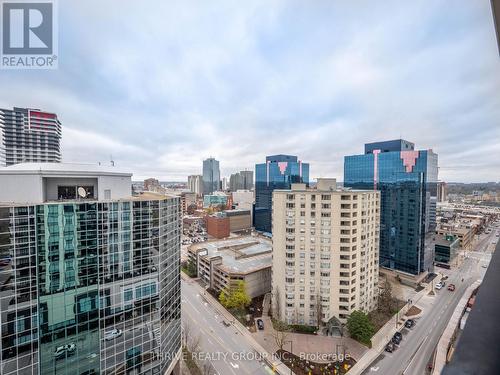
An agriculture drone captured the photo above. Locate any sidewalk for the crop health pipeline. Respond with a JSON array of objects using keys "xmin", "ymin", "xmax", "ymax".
[
  {"xmin": 181, "ymin": 273, "xmax": 295, "ymax": 375},
  {"xmin": 254, "ymin": 316, "xmax": 368, "ymax": 363}
]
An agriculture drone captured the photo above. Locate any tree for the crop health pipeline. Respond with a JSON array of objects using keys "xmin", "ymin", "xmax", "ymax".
[
  {"xmin": 272, "ymin": 320, "xmax": 290, "ymax": 350},
  {"xmin": 316, "ymin": 293, "xmax": 323, "ymax": 328},
  {"xmin": 378, "ymin": 277, "xmax": 396, "ymax": 314},
  {"xmin": 273, "ymin": 288, "xmax": 281, "ymax": 320},
  {"xmin": 218, "ymin": 280, "xmax": 251, "ymax": 309},
  {"xmin": 347, "ymin": 310, "xmax": 375, "ymax": 346}
]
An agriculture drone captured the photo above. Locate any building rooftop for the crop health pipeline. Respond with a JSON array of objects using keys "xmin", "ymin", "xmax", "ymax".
[
  {"xmin": 0, "ymin": 162, "xmax": 132, "ymax": 177},
  {"xmin": 189, "ymin": 236, "xmax": 272, "ymax": 274}
]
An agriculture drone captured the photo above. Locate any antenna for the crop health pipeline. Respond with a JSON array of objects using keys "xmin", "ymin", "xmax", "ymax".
[{"xmin": 110, "ymin": 155, "xmax": 115, "ymax": 167}]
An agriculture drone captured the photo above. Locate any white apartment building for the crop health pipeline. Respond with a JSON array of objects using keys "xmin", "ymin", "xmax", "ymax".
[
  {"xmin": 188, "ymin": 174, "xmax": 203, "ymax": 196},
  {"xmin": 272, "ymin": 179, "xmax": 380, "ymax": 327}
]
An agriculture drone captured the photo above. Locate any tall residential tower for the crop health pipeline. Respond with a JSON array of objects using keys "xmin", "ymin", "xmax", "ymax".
[
  {"xmin": 0, "ymin": 107, "xmax": 62, "ymax": 166},
  {"xmin": 0, "ymin": 163, "xmax": 181, "ymax": 375},
  {"xmin": 272, "ymin": 179, "xmax": 380, "ymax": 327}
]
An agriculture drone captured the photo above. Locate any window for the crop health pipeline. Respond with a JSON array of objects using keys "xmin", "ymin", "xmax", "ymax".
[{"xmin": 104, "ymin": 189, "xmax": 111, "ymax": 199}]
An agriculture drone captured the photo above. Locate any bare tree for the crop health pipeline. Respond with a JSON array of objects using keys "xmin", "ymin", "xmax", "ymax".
[
  {"xmin": 316, "ymin": 293, "xmax": 323, "ymax": 329},
  {"xmin": 273, "ymin": 288, "xmax": 281, "ymax": 320},
  {"xmin": 182, "ymin": 321, "xmax": 201, "ymax": 353},
  {"xmin": 272, "ymin": 320, "xmax": 290, "ymax": 351},
  {"xmin": 378, "ymin": 276, "xmax": 395, "ymax": 314}
]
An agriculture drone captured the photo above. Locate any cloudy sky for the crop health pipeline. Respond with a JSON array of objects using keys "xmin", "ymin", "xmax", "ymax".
[{"xmin": 1, "ymin": 0, "xmax": 499, "ymax": 182}]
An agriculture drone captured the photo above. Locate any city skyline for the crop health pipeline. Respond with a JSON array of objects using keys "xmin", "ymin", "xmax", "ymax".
[{"xmin": 0, "ymin": 1, "xmax": 498, "ymax": 182}]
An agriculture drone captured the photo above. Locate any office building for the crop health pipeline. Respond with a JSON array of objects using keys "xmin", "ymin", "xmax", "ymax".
[
  {"xmin": 205, "ymin": 213, "xmax": 230, "ymax": 239},
  {"xmin": 187, "ymin": 175, "xmax": 203, "ymax": 196},
  {"xmin": 0, "ymin": 163, "xmax": 181, "ymax": 375},
  {"xmin": 437, "ymin": 181, "xmax": 448, "ymax": 202},
  {"xmin": 254, "ymin": 155, "xmax": 309, "ymax": 233},
  {"xmin": 202, "ymin": 158, "xmax": 220, "ymax": 194},
  {"xmin": 272, "ymin": 179, "xmax": 380, "ymax": 326},
  {"xmin": 434, "ymin": 235, "xmax": 460, "ymax": 267},
  {"xmin": 229, "ymin": 170, "xmax": 253, "ymax": 192},
  {"xmin": 188, "ymin": 236, "xmax": 272, "ymax": 298},
  {"xmin": 344, "ymin": 139, "xmax": 438, "ymax": 275},
  {"xmin": 0, "ymin": 107, "xmax": 62, "ymax": 166},
  {"xmin": 232, "ymin": 190, "xmax": 254, "ymax": 210},
  {"xmin": 203, "ymin": 192, "xmax": 228, "ymax": 208}
]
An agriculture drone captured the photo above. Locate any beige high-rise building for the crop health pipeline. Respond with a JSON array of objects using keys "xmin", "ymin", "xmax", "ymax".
[{"xmin": 272, "ymin": 179, "xmax": 380, "ymax": 327}]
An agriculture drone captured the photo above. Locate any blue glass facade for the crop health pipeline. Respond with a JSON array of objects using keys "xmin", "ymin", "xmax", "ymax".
[
  {"xmin": 254, "ymin": 155, "xmax": 309, "ymax": 233},
  {"xmin": 344, "ymin": 140, "xmax": 438, "ymax": 275}
]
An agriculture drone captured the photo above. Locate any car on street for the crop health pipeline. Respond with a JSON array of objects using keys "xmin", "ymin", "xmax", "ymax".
[
  {"xmin": 222, "ymin": 320, "xmax": 231, "ymax": 327},
  {"xmin": 256, "ymin": 319, "xmax": 264, "ymax": 330},
  {"xmin": 435, "ymin": 282, "xmax": 443, "ymax": 290},
  {"xmin": 405, "ymin": 319, "xmax": 415, "ymax": 328},
  {"xmin": 392, "ymin": 332, "xmax": 402, "ymax": 344},
  {"xmin": 482, "ymin": 264, "xmax": 488, "ymax": 268},
  {"xmin": 448, "ymin": 284, "xmax": 456, "ymax": 291},
  {"xmin": 104, "ymin": 329, "xmax": 123, "ymax": 341},
  {"xmin": 385, "ymin": 342, "xmax": 395, "ymax": 352},
  {"xmin": 54, "ymin": 343, "xmax": 76, "ymax": 359}
]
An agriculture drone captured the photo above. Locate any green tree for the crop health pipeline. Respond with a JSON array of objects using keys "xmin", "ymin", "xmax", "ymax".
[
  {"xmin": 219, "ymin": 281, "xmax": 251, "ymax": 309},
  {"xmin": 347, "ymin": 310, "xmax": 375, "ymax": 346}
]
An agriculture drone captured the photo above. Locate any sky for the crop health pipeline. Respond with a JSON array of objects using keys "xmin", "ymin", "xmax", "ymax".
[{"xmin": 1, "ymin": 0, "xmax": 499, "ymax": 182}]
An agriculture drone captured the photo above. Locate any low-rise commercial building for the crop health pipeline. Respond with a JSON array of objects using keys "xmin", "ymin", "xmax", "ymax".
[
  {"xmin": 436, "ymin": 225, "xmax": 474, "ymax": 249},
  {"xmin": 187, "ymin": 236, "xmax": 272, "ymax": 298},
  {"xmin": 206, "ymin": 213, "xmax": 230, "ymax": 238},
  {"xmin": 203, "ymin": 192, "xmax": 228, "ymax": 208},
  {"xmin": 434, "ymin": 235, "xmax": 460, "ymax": 267},
  {"xmin": 226, "ymin": 209, "xmax": 252, "ymax": 232},
  {"xmin": 272, "ymin": 179, "xmax": 380, "ymax": 326}
]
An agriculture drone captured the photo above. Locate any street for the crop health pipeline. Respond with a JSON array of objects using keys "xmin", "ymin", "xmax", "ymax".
[
  {"xmin": 182, "ymin": 279, "xmax": 272, "ymax": 375},
  {"xmin": 363, "ymin": 230, "xmax": 496, "ymax": 375}
]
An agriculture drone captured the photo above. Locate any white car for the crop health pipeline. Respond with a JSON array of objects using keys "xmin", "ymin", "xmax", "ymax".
[
  {"xmin": 54, "ymin": 343, "xmax": 76, "ymax": 359},
  {"xmin": 435, "ymin": 282, "xmax": 443, "ymax": 290},
  {"xmin": 104, "ymin": 329, "xmax": 123, "ymax": 341}
]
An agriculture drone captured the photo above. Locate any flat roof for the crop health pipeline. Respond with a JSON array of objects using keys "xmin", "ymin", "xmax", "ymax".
[
  {"xmin": 189, "ymin": 236, "xmax": 272, "ymax": 274},
  {"xmin": 0, "ymin": 162, "xmax": 132, "ymax": 177}
]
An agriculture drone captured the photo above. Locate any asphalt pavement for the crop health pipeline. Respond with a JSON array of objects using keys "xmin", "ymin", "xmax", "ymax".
[
  {"xmin": 182, "ymin": 279, "xmax": 272, "ymax": 375},
  {"xmin": 363, "ymin": 230, "xmax": 496, "ymax": 375}
]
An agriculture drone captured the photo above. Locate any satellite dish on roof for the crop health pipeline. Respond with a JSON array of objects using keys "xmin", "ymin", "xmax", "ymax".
[{"xmin": 77, "ymin": 187, "xmax": 87, "ymax": 198}]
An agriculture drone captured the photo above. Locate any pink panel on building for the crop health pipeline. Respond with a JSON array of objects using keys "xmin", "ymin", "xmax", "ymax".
[
  {"xmin": 400, "ymin": 151, "xmax": 419, "ymax": 172},
  {"xmin": 373, "ymin": 149, "xmax": 380, "ymax": 190},
  {"xmin": 278, "ymin": 162, "xmax": 288, "ymax": 175}
]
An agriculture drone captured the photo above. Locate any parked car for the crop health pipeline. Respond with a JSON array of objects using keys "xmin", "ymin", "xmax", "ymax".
[
  {"xmin": 256, "ymin": 319, "xmax": 264, "ymax": 330},
  {"xmin": 385, "ymin": 342, "xmax": 395, "ymax": 352},
  {"xmin": 392, "ymin": 332, "xmax": 402, "ymax": 345},
  {"xmin": 448, "ymin": 284, "xmax": 456, "ymax": 291},
  {"xmin": 222, "ymin": 320, "xmax": 231, "ymax": 327},
  {"xmin": 405, "ymin": 319, "xmax": 415, "ymax": 328},
  {"xmin": 435, "ymin": 282, "xmax": 443, "ymax": 290},
  {"xmin": 104, "ymin": 329, "xmax": 123, "ymax": 341},
  {"xmin": 442, "ymin": 275, "xmax": 449, "ymax": 280}
]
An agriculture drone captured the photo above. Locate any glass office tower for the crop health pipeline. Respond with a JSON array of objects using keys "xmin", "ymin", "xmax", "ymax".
[
  {"xmin": 344, "ymin": 140, "xmax": 438, "ymax": 275},
  {"xmin": 202, "ymin": 158, "xmax": 220, "ymax": 195},
  {"xmin": 0, "ymin": 164, "xmax": 181, "ymax": 375},
  {"xmin": 254, "ymin": 155, "xmax": 309, "ymax": 233}
]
